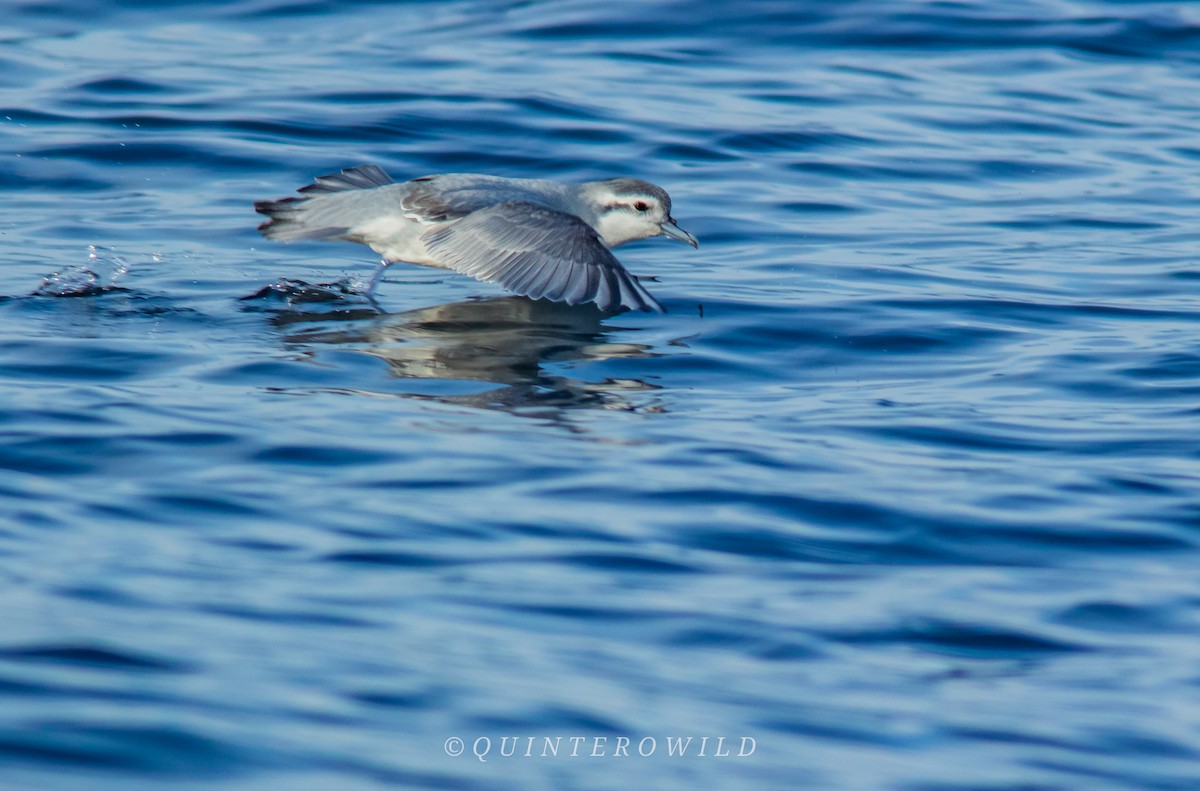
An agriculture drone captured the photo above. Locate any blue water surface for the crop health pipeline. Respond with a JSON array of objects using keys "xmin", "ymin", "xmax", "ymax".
[{"xmin": 3, "ymin": 1, "xmax": 1200, "ymax": 788}]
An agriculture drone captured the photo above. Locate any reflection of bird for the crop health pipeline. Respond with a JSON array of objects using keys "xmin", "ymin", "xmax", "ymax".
[
  {"xmin": 279, "ymin": 296, "xmax": 645, "ymax": 382},
  {"xmin": 254, "ymin": 166, "xmax": 698, "ymax": 313},
  {"xmin": 265, "ymin": 295, "xmax": 657, "ymax": 420}
]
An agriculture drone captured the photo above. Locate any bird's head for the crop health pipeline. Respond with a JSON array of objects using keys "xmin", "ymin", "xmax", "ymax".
[{"xmin": 584, "ymin": 178, "xmax": 699, "ymax": 250}]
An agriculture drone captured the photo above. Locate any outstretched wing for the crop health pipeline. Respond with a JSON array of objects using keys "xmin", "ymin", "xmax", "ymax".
[{"xmin": 422, "ymin": 201, "xmax": 664, "ymax": 313}]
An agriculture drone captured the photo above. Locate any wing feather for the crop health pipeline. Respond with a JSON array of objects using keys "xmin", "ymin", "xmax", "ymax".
[
  {"xmin": 502, "ymin": 254, "xmax": 541, "ymax": 293},
  {"xmin": 422, "ymin": 201, "xmax": 663, "ymax": 313}
]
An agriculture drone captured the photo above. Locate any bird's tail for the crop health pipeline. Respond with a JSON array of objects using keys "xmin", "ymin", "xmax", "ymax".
[{"xmin": 254, "ymin": 164, "xmax": 395, "ymax": 243}]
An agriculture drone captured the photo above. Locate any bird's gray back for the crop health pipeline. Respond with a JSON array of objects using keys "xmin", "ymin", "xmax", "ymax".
[{"xmin": 399, "ymin": 174, "xmax": 579, "ymax": 224}]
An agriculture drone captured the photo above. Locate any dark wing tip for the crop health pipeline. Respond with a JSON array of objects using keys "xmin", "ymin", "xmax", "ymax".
[
  {"xmin": 297, "ymin": 164, "xmax": 395, "ymax": 195},
  {"xmin": 254, "ymin": 197, "xmax": 297, "ymax": 238},
  {"xmin": 610, "ymin": 269, "xmax": 664, "ymax": 313}
]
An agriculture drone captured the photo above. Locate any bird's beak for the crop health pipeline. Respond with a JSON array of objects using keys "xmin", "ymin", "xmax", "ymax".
[{"xmin": 660, "ymin": 216, "xmax": 698, "ymax": 248}]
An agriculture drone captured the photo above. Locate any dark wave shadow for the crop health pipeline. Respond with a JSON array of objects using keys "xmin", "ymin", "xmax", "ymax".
[{"xmin": 247, "ymin": 286, "xmax": 662, "ymax": 418}]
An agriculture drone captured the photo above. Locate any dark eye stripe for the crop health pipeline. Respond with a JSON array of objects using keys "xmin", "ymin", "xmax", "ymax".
[{"xmin": 603, "ymin": 201, "xmax": 654, "ymax": 213}]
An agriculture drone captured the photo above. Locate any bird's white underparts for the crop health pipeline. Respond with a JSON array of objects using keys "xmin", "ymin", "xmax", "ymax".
[{"xmin": 254, "ymin": 165, "xmax": 698, "ymax": 313}]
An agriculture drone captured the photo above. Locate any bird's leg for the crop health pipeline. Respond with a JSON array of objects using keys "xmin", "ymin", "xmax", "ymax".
[{"xmin": 364, "ymin": 258, "xmax": 392, "ymax": 295}]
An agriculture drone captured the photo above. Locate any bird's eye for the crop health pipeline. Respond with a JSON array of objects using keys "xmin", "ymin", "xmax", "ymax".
[{"xmin": 634, "ymin": 201, "xmax": 650, "ymax": 212}]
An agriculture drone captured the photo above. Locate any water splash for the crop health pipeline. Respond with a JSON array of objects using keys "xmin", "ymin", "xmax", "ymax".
[
  {"xmin": 239, "ymin": 276, "xmax": 371, "ymax": 305},
  {"xmin": 32, "ymin": 245, "xmax": 138, "ymax": 297}
]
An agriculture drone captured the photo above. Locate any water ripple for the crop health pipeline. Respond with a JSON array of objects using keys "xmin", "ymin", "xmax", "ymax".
[{"xmin": 3, "ymin": 1, "xmax": 1200, "ymax": 789}]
